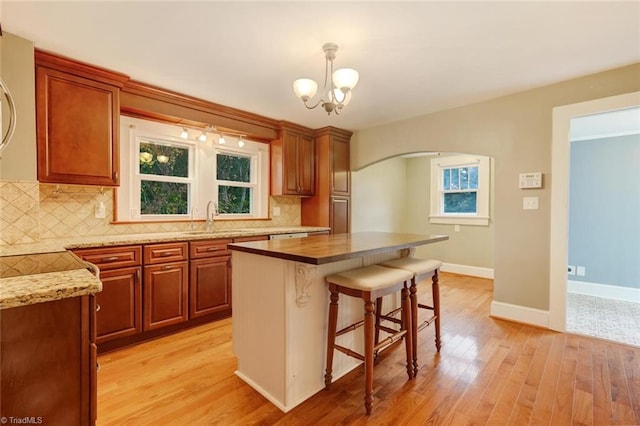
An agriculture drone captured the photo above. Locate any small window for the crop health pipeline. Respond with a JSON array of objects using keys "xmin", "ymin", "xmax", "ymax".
[
  {"xmin": 139, "ymin": 140, "xmax": 191, "ymax": 215},
  {"xmin": 442, "ymin": 166, "xmax": 478, "ymax": 214},
  {"xmin": 216, "ymin": 152, "xmax": 252, "ymax": 215},
  {"xmin": 430, "ymin": 155, "xmax": 490, "ymax": 226}
]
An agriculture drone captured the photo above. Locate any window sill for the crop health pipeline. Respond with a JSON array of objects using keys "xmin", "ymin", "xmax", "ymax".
[{"xmin": 429, "ymin": 216, "xmax": 490, "ymax": 226}]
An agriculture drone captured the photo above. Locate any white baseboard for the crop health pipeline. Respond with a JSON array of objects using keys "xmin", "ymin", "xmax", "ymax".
[
  {"xmin": 441, "ymin": 262, "xmax": 494, "ymax": 279},
  {"xmin": 568, "ymin": 280, "xmax": 640, "ymax": 303},
  {"xmin": 490, "ymin": 301, "xmax": 549, "ymax": 328}
]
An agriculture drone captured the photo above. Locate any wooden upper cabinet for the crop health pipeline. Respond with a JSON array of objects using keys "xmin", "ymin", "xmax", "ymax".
[
  {"xmin": 272, "ymin": 123, "xmax": 315, "ymax": 196},
  {"xmin": 301, "ymin": 127, "xmax": 352, "ymax": 233},
  {"xmin": 330, "ymin": 133, "xmax": 350, "ymax": 196},
  {"xmin": 35, "ymin": 50, "xmax": 129, "ymax": 186}
]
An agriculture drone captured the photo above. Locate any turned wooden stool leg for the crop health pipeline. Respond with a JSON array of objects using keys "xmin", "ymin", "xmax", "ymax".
[
  {"xmin": 324, "ymin": 286, "xmax": 339, "ymax": 388},
  {"xmin": 401, "ymin": 283, "xmax": 413, "ymax": 380},
  {"xmin": 409, "ymin": 276, "xmax": 419, "ymax": 376},
  {"xmin": 363, "ymin": 297, "xmax": 375, "ymax": 415},
  {"xmin": 374, "ymin": 296, "xmax": 383, "ymax": 346},
  {"xmin": 432, "ymin": 271, "xmax": 441, "ymax": 352}
]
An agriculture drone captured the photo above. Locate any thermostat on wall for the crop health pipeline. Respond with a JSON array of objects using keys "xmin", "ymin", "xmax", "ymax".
[{"xmin": 519, "ymin": 172, "xmax": 542, "ymax": 189}]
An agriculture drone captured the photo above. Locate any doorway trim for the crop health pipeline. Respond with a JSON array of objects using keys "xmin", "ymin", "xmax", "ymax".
[{"xmin": 549, "ymin": 91, "xmax": 640, "ymax": 332}]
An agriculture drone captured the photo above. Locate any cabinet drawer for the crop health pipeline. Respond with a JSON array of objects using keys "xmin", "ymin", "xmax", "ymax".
[
  {"xmin": 74, "ymin": 246, "xmax": 142, "ymax": 270},
  {"xmin": 144, "ymin": 242, "xmax": 188, "ymax": 265},
  {"xmin": 190, "ymin": 239, "xmax": 231, "ymax": 259}
]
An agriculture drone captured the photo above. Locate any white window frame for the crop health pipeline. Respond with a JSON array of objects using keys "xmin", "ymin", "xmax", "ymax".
[
  {"xmin": 118, "ymin": 116, "xmax": 269, "ymax": 222},
  {"xmin": 213, "ymin": 141, "xmax": 268, "ymax": 219},
  {"xmin": 429, "ymin": 154, "xmax": 490, "ymax": 226}
]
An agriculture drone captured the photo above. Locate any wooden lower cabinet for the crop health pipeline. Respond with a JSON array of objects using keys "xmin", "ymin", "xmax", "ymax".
[
  {"xmin": 0, "ymin": 295, "xmax": 97, "ymax": 425},
  {"xmin": 330, "ymin": 196, "xmax": 350, "ymax": 234},
  {"xmin": 95, "ymin": 266, "xmax": 142, "ymax": 343},
  {"xmin": 190, "ymin": 256, "xmax": 231, "ymax": 318},
  {"xmin": 143, "ymin": 261, "xmax": 188, "ymax": 331}
]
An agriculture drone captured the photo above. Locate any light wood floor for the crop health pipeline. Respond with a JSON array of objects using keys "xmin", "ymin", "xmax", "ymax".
[{"xmin": 97, "ymin": 273, "xmax": 640, "ymax": 425}]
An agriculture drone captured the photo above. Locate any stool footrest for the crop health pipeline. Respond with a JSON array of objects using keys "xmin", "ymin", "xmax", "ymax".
[
  {"xmin": 418, "ymin": 303, "xmax": 434, "ymax": 311},
  {"xmin": 334, "ymin": 344, "xmax": 365, "ymax": 361},
  {"xmin": 377, "ymin": 324, "xmax": 400, "ymax": 336},
  {"xmin": 336, "ymin": 320, "xmax": 364, "ymax": 337},
  {"xmin": 374, "ymin": 330, "xmax": 407, "ymax": 352},
  {"xmin": 417, "ymin": 315, "xmax": 437, "ymax": 332}
]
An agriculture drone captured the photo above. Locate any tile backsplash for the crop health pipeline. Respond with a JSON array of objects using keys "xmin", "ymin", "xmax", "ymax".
[{"xmin": 1, "ymin": 180, "xmax": 300, "ymax": 245}]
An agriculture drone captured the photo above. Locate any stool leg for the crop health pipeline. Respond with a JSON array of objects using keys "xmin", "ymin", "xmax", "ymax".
[
  {"xmin": 432, "ymin": 271, "xmax": 441, "ymax": 352},
  {"xmin": 401, "ymin": 282, "xmax": 413, "ymax": 380},
  {"xmin": 364, "ymin": 297, "xmax": 375, "ymax": 415},
  {"xmin": 409, "ymin": 276, "xmax": 418, "ymax": 376},
  {"xmin": 374, "ymin": 297, "xmax": 383, "ymax": 346},
  {"xmin": 324, "ymin": 286, "xmax": 339, "ymax": 389}
]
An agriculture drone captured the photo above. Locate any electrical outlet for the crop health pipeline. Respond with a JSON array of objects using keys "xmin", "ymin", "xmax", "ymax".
[
  {"xmin": 567, "ymin": 265, "xmax": 576, "ymax": 275},
  {"xmin": 577, "ymin": 266, "xmax": 586, "ymax": 276}
]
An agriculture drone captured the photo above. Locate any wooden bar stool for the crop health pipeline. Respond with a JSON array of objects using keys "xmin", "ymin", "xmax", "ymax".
[
  {"xmin": 379, "ymin": 257, "xmax": 442, "ymax": 376},
  {"xmin": 324, "ymin": 265, "xmax": 414, "ymax": 415}
]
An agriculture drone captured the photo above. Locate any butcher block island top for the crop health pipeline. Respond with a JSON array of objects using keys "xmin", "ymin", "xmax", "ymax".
[{"xmin": 227, "ymin": 232, "xmax": 449, "ymax": 265}]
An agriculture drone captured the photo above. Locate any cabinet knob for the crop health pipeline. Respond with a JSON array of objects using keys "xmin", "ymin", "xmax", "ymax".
[{"xmin": 96, "ymin": 304, "xmax": 101, "ymax": 312}]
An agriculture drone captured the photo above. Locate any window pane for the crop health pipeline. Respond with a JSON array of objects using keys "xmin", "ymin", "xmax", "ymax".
[
  {"xmin": 460, "ymin": 167, "xmax": 469, "ymax": 189},
  {"xmin": 451, "ymin": 168, "xmax": 459, "ymax": 189},
  {"xmin": 469, "ymin": 166, "xmax": 479, "ymax": 189},
  {"xmin": 443, "ymin": 169, "xmax": 450, "ymax": 190},
  {"xmin": 139, "ymin": 141, "xmax": 189, "ymax": 177},
  {"xmin": 217, "ymin": 154, "xmax": 251, "ymax": 183},
  {"xmin": 141, "ymin": 181, "xmax": 188, "ymax": 214},
  {"xmin": 444, "ymin": 192, "xmax": 477, "ymax": 214},
  {"xmin": 218, "ymin": 186, "xmax": 251, "ymax": 214}
]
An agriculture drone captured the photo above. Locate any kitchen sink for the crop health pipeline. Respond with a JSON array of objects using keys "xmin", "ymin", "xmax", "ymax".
[{"xmin": 182, "ymin": 229, "xmax": 255, "ymax": 235}]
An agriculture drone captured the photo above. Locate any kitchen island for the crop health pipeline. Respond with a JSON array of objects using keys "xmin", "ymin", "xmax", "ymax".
[{"xmin": 228, "ymin": 232, "xmax": 448, "ymax": 412}]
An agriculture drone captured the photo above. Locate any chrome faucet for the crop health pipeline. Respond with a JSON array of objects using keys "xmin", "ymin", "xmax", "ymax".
[{"xmin": 206, "ymin": 201, "xmax": 218, "ymax": 231}]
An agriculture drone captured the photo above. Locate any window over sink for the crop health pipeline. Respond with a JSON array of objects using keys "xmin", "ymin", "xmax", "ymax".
[{"xmin": 117, "ymin": 116, "xmax": 269, "ymax": 222}]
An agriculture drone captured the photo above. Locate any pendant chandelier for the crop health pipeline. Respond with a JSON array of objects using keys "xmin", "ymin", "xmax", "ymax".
[{"xmin": 292, "ymin": 43, "xmax": 359, "ymax": 115}]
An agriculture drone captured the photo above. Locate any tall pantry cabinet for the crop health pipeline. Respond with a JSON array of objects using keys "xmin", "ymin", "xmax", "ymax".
[{"xmin": 301, "ymin": 127, "xmax": 352, "ymax": 234}]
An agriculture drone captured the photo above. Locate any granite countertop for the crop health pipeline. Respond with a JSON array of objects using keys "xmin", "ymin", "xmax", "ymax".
[
  {"xmin": 0, "ymin": 226, "xmax": 329, "ymax": 310},
  {"xmin": 228, "ymin": 232, "xmax": 449, "ymax": 265}
]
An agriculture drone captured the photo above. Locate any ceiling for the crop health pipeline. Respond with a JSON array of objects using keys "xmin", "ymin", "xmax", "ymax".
[{"xmin": 2, "ymin": 1, "xmax": 639, "ymax": 132}]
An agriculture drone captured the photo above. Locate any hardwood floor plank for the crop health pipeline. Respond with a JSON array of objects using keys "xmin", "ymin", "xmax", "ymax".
[
  {"xmin": 621, "ymin": 347, "xmax": 640, "ymax": 423},
  {"xmin": 96, "ymin": 273, "xmax": 640, "ymax": 425}
]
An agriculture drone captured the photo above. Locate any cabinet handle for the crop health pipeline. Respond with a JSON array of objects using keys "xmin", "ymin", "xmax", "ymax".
[
  {"xmin": 101, "ymin": 256, "xmax": 119, "ymax": 262},
  {"xmin": 161, "ymin": 265, "xmax": 177, "ymax": 271},
  {"xmin": 96, "ymin": 362, "xmax": 101, "ymax": 373},
  {"xmin": 136, "ymin": 269, "xmax": 141, "ymax": 282},
  {"xmin": 206, "ymin": 247, "xmax": 222, "ymax": 251},
  {"xmin": 332, "ymin": 199, "xmax": 348, "ymax": 203},
  {"xmin": 113, "ymin": 171, "xmax": 119, "ymax": 181},
  {"xmin": 159, "ymin": 251, "xmax": 177, "ymax": 257},
  {"xmin": 96, "ymin": 304, "xmax": 101, "ymax": 312}
]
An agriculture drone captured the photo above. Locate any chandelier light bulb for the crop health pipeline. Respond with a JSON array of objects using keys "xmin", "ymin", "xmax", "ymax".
[
  {"xmin": 198, "ymin": 131, "xmax": 207, "ymax": 142},
  {"xmin": 332, "ymin": 68, "xmax": 359, "ymax": 91},
  {"xmin": 238, "ymin": 137, "xmax": 245, "ymax": 148},
  {"xmin": 218, "ymin": 134, "xmax": 226, "ymax": 145},
  {"xmin": 293, "ymin": 78, "xmax": 318, "ymax": 101},
  {"xmin": 180, "ymin": 128, "xmax": 189, "ymax": 139}
]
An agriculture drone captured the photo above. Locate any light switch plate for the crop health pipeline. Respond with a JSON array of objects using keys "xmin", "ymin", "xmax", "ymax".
[{"xmin": 523, "ymin": 197, "xmax": 539, "ymax": 210}]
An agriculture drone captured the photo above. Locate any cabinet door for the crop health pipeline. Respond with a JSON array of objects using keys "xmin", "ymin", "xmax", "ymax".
[
  {"xmin": 95, "ymin": 266, "xmax": 142, "ymax": 343},
  {"xmin": 330, "ymin": 196, "xmax": 350, "ymax": 234},
  {"xmin": 36, "ymin": 66, "xmax": 120, "ymax": 186},
  {"xmin": 331, "ymin": 136, "xmax": 350, "ymax": 195},
  {"xmin": 0, "ymin": 296, "xmax": 94, "ymax": 425},
  {"xmin": 189, "ymin": 256, "xmax": 231, "ymax": 319},
  {"xmin": 283, "ymin": 131, "xmax": 301, "ymax": 194},
  {"xmin": 298, "ymin": 134, "xmax": 316, "ymax": 196},
  {"xmin": 143, "ymin": 261, "xmax": 188, "ymax": 330}
]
